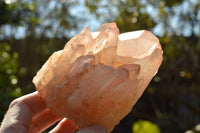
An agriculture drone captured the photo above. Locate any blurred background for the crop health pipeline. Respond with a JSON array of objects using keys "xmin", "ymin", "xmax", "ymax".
[{"xmin": 0, "ymin": 0, "xmax": 200, "ymax": 132}]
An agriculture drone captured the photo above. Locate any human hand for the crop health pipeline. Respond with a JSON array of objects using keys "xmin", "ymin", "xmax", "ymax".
[{"xmin": 0, "ymin": 92, "xmax": 109, "ymax": 133}]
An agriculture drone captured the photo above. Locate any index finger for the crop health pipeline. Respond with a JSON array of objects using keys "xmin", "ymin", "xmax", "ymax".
[
  {"xmin": 0, "ymin": 91, "xmax": 50, "ymax": 133},
  {"xmin": 17, "ymin": 91, "xmax": 47, "ymax": 115}
]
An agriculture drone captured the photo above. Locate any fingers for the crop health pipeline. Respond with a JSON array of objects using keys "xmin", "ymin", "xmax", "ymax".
[
  {"xmin": 29, "ymin": 109, "xmax": 62, "ymax": 133},
  {"xmin": 0, "ymin": 91, "xmax": 48, "ymax": 133},
  {"xmin": 0, "ymin": 91, "xmax": 109, "ymax": 133},
  {"xmin": 0, "ymin": 98, "xmax": 33, "ymax": 133},
  {"xmin": 18, "ymin": 91, "xmax": 47, "ymax": 115},
  {"xmin": 50, "ymin": 118, "xmax": 77, "ymax": 133},
  {"xmin": 77, "ymin": 125, "xmax": 109, "ymax": 133}
]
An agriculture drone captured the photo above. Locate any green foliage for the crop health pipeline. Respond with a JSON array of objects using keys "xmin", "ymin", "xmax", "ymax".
[
  {"xmin": 132, "ymin": 120, "xmax": 161, "ymax": 133},
  {"xmin": 0, "ymin": 43, "xmax": 21, "ymax": 120},
  {"xmin": 0, "ymin": 1, "xmax": 32, "ymax": 26}
]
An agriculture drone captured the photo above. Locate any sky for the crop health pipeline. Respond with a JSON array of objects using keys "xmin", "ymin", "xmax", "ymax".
[{"xmin": 1, "ymin": 0, "xmax": 200, "ymax": 40}]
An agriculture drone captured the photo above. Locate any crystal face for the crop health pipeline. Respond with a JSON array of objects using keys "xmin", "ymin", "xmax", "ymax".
[{"xmin": 33, "ymin": 23, "xmax": 163, "ymax": 131}]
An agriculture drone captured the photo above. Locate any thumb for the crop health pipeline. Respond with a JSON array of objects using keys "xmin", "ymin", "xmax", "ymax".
[{"xmin": 77, "ymin": 125, "xmax": 109, "ymax": 133}]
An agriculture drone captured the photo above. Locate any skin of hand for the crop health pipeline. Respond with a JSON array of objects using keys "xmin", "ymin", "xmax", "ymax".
[{"xmin": 0, "ymin": 92, "xmax": 109, "ymax": 133}]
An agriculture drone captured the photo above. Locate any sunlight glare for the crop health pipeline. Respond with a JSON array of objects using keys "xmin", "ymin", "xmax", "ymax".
[{"xmin": 5, "ymin": 0, "xmax": 11, "ymax": 4}]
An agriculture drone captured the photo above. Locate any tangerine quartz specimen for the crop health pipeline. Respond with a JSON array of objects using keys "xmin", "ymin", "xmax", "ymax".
[{"xmin": 33, "ymin": 23, "xmax": 163, "ymax": 131}]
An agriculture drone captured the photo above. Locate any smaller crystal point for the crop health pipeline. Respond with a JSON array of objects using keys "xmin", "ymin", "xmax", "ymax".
[
  {"xmin": 33, "ymin": 23, "xmax": 163, "ymax": 131},
  {"xmin": 117, "ymin": 30, "xmax": 159, "ymax": 59}
]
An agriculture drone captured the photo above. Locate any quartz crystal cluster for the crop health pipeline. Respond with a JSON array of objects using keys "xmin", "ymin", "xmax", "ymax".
[{"xmin": 33, "ymin": 23, "xmax": 163, "ymax": 131}]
